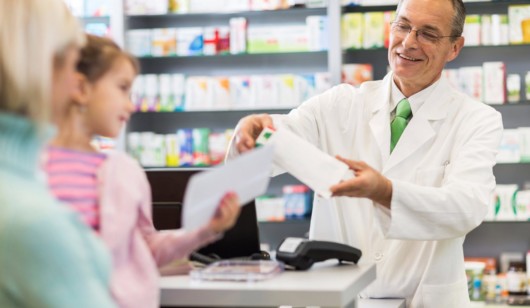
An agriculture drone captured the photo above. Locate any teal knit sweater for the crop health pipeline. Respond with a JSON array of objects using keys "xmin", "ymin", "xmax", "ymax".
[{"xmin": 0, "ymin": 113, "xmax": 115, "ymax": 308}]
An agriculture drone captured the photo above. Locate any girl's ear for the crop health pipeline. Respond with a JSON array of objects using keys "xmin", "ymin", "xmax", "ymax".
[{"xmin": 71, "ymin": 72, "xmax": 91, "ymax": 107}]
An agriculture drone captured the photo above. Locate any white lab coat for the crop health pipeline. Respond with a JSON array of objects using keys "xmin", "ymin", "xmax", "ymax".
[
  {"xmin": 228, "ymin": 73, "xmax": 503, "ymax": 307},
  {"xmin": 229, "ymin": 73, "xmax": 502, "ymax": 308}
]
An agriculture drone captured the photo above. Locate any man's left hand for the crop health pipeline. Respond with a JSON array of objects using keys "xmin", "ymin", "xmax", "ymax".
[{"xmin": 330, "ymin": 156, "xmax": 393, "ymax": 208}]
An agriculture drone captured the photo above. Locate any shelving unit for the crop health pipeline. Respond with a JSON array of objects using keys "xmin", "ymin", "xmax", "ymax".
[{"xmin": 126, "ymin": 1, "xmax": 530, "ymax": 258}]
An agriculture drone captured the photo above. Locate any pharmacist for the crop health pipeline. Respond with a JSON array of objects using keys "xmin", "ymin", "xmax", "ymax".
[{"xmin": 227, "ymin": 0, "xmax": 503, "ymax": 307}]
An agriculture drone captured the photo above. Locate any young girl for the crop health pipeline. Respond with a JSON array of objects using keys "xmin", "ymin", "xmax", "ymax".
[{"xmin": 45, "ymin": 34, "xmax": 241, "ymax": 308}]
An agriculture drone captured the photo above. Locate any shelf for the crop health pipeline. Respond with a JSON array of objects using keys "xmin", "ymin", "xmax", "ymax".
[
  {"xmin": 342, "ymin": 0, "xmax": 530, "ymax": 14},
  {"xmin": 126, "ymin": 7, "xmax": 326, "ymax": 19},
  {"xmin": 126, "ymin": 7, "xmax": 326, "ymax": 29},
  {"xmin": 144, "ymin": 167, "xmax": 209, "ymax": 172},
  {"xmin": 137, "ymin": 51, "xmax": 328, "ymax": 75},
  {"xmin": 483, "ymin": 220, "xmax": 530, "ymax": 224},
  {"xmin": 134, "ymin": 107, "xmax": 297, "ymax": 114},
  {"xmin": 138, "ymin": 50, "xmax": 327, "ymax": 61}
]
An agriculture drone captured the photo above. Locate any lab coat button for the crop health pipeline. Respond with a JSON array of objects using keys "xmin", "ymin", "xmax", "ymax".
[{"xmin": 374, "ymin": 252, "xmax": 383, "ymax": 261}]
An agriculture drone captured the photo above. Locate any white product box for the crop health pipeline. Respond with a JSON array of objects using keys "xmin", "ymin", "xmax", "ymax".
[
  {"xmin": 158, "ymin": 74, "xmax": 172, "ymax": 112},
  {"xmin": 144, "ymin": 74, "xmax": 159, "ymax": 112},
  {"xmin": 247, "ymin": 26, "xmax": 309, "ymax": 53},
  {"xmin": 463, "ymin": 15, "xmax": 481, "ymax": 46},
  {"xmin": 230, "ymin": 17, "xmax": 248, "ymax": 55},
  {"xmin": 458, "ymin": 66, "xmax": 483, "ymax": 101},
  {"xmin": 482, "ymin": 61, "xmax": 506, "ymax": 105},
  {"xmin": 508, "ymin": 5, "xmax": 530, "ymax": 44},
  {"xmin": 481, "ymin": 15, "xmax": 492, "ymax": 45},
  {"xmin": 306, "ymin": 16, "xmax": 329, "ymax": 51},
  {"xmin": 171, "ymin": 74, "xmax": 186, "ymax": 111},
  {"xmin": 209, "ymin": 77, "xmax": 231, "ymax": 110},
  {"xmin": 185, "ymin": 77, "xmax": 210, "ymax": 110},
  {"xmin": 518, "ymin": 127, "xmax": 530, "ymax": 163},
  {"xmin": 151, "ymin": 28, "xmax": 177, "ymax": 57},
  {"xmin": 277, "ymin": 74, "xmax": 301, "ymax": 108},
  {"xmin": 85, "ymin": 0, "xmax": 109, "ymax": 17},
  {"xmin": 229, "ymin": 76, "xmax": 252, "ymax": 109},
  {"xmin": 250, "ymin": 75, "xmax": 279, "ymax": 108},
  {"xmin": 177, "ymin": 28, "xmax": 203, "ymax": 56},
  {"xmin": 126, "ymin": 30, "xmax": 152, "ymax": 57},
  {"xmin": 507, "ymin": 74, "xmax": 521, "ymax": 103},
  {"xmin": 126, "ymin": 0, "xmax": 168, "ymax": 15},
  {"xmin": 494, "ymin": 184, "xmax": 519, "ymax": 221},
  {"xmin": 497, "ymin": 129, "xmax": 521, "ymax": 163},
  {"xmin": 443, "ymin": 69, "xmax": 460, "ymax": 90},
  {"xmin": 491, "ymin": 14, "xmax": 509, "ymax": 45},
  {"xmin": 131, "ymin": 75, "xmax": 145, "ymax": 110}
]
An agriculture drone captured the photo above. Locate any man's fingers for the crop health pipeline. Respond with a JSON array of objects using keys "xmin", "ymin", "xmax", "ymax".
[{"xmin": 335, "ymin": 155, "xmax": 365, "ymax": 172}]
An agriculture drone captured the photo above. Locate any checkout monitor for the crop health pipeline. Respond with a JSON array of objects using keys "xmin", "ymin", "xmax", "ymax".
[{"xmin": 146, "ymin": 168, "xmax": 262, "ymax": 259}]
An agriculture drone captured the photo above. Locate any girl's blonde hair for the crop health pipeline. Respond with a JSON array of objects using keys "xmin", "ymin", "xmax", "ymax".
[
  {"xmin": 0, "ymin": 0, "xmax": 85, "ymax": 124},
  {"xmin": 77, "ymin": 34, "xmax": 140, "ymax": 83}
]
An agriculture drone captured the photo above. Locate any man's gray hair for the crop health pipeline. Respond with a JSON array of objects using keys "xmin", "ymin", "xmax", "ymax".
[{"xmin": 396, "ymin": 0, "xmax": 466, "ymax": 41}]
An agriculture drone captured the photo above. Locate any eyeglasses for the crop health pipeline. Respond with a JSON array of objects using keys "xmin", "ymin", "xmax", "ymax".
[{"xmin": 390, "ymin": 21, "xmax": 459, "ymax": 44}]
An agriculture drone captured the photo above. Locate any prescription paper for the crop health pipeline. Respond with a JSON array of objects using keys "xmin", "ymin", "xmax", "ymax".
[
  {"xmin": 267, "ymin": 127, "xmax": 353, "ymax": 198},
  {"xmin": 182, "ymin": 145, "xmax": 274, "ymax": 231}
]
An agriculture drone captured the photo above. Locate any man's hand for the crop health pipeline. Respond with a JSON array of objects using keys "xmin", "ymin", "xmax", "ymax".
[
  {"xmin": 235, "ymin": 114, "xmax": 274, "ymax": 153},
  {"xmin": 330, "ymin": 156, "xmax": 393, "ymax": 208}
]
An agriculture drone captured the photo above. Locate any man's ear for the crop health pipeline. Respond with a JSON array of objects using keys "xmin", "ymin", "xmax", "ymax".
[
  {"xmin": 71, "ymin": 72, "xmax": 91, "ymax": 108},
  {"xmin": 447, "ymin": 36, "xmax": 465, "ymax": 63}
]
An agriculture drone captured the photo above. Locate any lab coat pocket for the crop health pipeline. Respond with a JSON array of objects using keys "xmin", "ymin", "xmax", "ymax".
[
  {"xmin": 415, "ymin": 166, "xmax": 446, "ymax": 187},
  {"xmin": 421, "ymin": 279, "xmax": 469, "ymax": 308}
]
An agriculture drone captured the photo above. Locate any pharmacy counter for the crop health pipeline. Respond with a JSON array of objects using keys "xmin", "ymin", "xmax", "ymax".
[
  {"xmin": 358, "ymin": 299, "xmax": 405, "ymax": 308},
  {"xmin": 160, "ymin": 261, "xmax": 376, "ymax": 308}
]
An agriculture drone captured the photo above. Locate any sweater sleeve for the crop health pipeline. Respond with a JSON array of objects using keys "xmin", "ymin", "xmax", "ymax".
[{"xmin": 2, "ymin": 210, "xmax": 116, "ymax": 308}]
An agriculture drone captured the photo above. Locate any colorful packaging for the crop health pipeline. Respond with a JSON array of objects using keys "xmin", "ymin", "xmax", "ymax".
[
  {"xmin": 171, "ymin": 74, "xmax": 186, "ymax": 111},
  {"xmin": 208, "ymin": 131, "xmax": 227, "ymax": 165},
  {"xmin": 192, "ymin": 128, "xmax": 211, "ymax": 166},
  {"xmin": 217, "ymin": 27, "xmax": 231, "ymax": 55},
  {"xmin": 283, "ymin": 185, "xmax": 312, "ymax": 220},
  {"xmin": 507, "ymin": 74, "xmax": 521, "ymax": 103},
  {"xmin": 158, "ymin": 74, "xmax": 173, "ymax": 112},
  {"xmin": 203, "ymin": 27, "xmax": 218, "ymax": 56},
  {"xmin": 151, "ymin": 28, "xmax": 177, "ymax": 57},
  {"xmin": 165, "ymin": 134, "xmax": 180, "ymax": 167},
  {"xmin": 177, "ymin": 129, "xmax": 194, "ymax": 167},
  {"xmin": 177, "ymin": 28, "xmax": 203, "ymax": 56},
  {"xmin": 341, "ymin": 13, "xmax": 363, "ymax": 50},
  {"xmin": 342, "ymin": 64, "xmax": 373, "ymax": 87},
  {"xmin": 363, "ymin": 12, "xmax": 385, "ymax": 49},
  {"xmin": 143, "ymin": 74, "xmax": 160, "ymax": 111},
  {"xmin": 464, "ymin": 15, "xmax": 481, "ymax": 46}
]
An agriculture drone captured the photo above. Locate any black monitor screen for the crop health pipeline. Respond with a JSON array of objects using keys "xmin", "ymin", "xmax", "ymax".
[{"xmin": 146, "ymin": 169, "xmax": 261, "ymax": 259}]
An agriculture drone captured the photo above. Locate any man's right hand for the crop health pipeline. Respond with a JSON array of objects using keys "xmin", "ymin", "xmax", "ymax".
[{"xmin": 235, "ymin": 113, "xmax": 274, "ymax": 153}]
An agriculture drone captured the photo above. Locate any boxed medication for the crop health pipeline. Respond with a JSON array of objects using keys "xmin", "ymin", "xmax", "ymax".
[
  {"xmin": 482, "ymin": 61, "xmax": 506, "ymax": 105},
  {"xmin": 177, "ymin": 28, "xmax": 204, "ymax": 56},
  {"xmin": 151, "ymin": 28, "xmax": 177, "ymax": 57},
  {"xmin": 126, "ymin": 30, "xmax": 152, "ymax": 57},
  {"xmin": 341, "ymin": 13, "xmax": 363, "ymax": 50},
  {"xmin": 306, "ymin": 16, "xmax": 329, "ymax": 51},
  {"xmin": 230, "ymin": 17, "xmax": 248, "ymax": 55},
  {"xmin": 363, "ymin": 12, "xmax": 385, "ymax": 49},
  {"xmin": 342, "ymin": 64, "xmax": 373, "ymax": 87}
]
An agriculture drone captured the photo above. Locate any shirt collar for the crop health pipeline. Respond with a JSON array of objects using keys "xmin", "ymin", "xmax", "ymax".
[{"xmin": 390, "ymin": 77, "xmax": 441, "ymax": 115}]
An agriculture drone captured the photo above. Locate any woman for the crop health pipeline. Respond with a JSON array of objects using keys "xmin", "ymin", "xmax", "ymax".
[{"xmin": 0, "ymin": 0, "xmax": 115, "ymax": 307}]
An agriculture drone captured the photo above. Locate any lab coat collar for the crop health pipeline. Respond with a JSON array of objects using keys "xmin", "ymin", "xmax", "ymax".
[
  {"xmin": 382, "ymin": 74, "xmax": 453, "ymax": 174},
  {"xmin": 369, "ymin": 73, "xmax": 394, "ymax": 165}
]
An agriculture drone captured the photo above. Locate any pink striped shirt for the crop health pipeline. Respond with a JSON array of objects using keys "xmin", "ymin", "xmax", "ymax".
[{"xmin": 45, "ymin": 147, "xmax": 107, "ymax": 231}]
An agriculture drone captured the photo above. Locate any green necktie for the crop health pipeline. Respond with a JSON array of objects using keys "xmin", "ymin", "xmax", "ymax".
[{"xmin": 390, "ymin": 98, "xmax": 412, "ymax": 153}]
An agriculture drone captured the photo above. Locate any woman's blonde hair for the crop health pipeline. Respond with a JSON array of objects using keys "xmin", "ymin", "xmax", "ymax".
[{"xmin": 0, "ymin": 0, "xmax": 85, "ymax": 124}]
